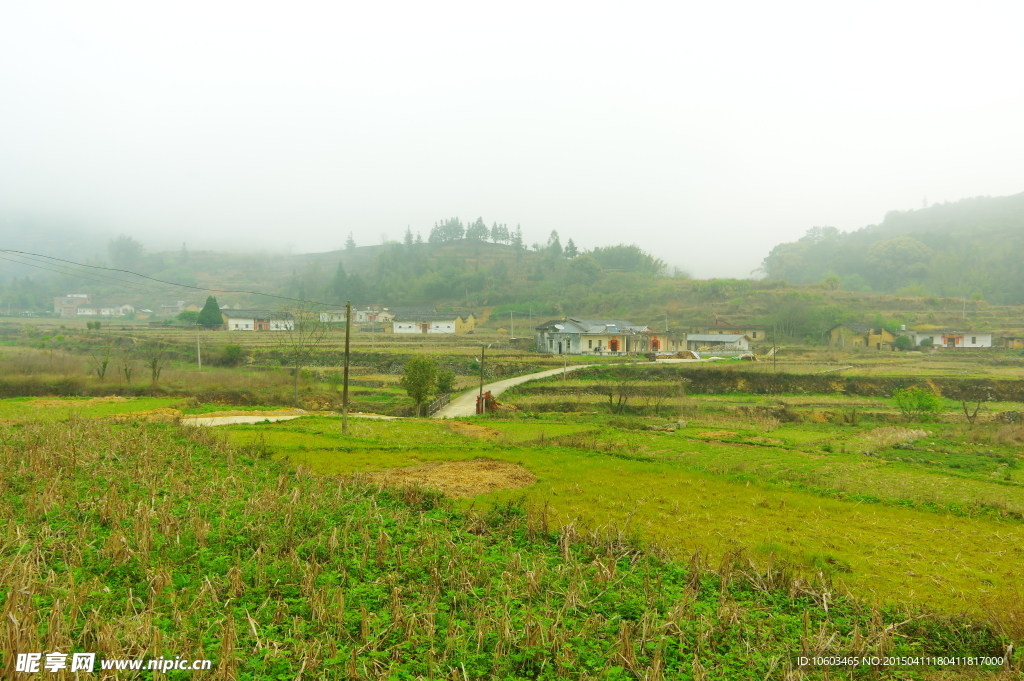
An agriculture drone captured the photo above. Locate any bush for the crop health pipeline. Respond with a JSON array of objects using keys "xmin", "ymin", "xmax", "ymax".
[
  {"xmin": 892, "ymin": 386, "xmax": 943, "ymax": 421},
  {"xmin": 436, "ymin": 370, "xmax": 456, "ymax": 393},
  {"xmin": 919, "ymin": 337, "xmax": 934, "ymax": 347},
  {"xmin": 894, "ymin": 335, "xmax": 913, "ymax": 350},
  {"xmin": 217, "ymin": 344, "xmax": 246, "ymax": 367}
]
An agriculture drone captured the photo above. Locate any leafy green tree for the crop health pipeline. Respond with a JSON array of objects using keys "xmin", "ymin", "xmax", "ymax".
[
  {"xmin": 176, "ymin": 310, "xmax": 200, "ymax": 324},
  {"xmin": 547, "ymin": 231, "xmax": 563, "ymax": 257},
  {"xmin": 590, "ymin": 244, "xmax": 665, "ymax": 274},
  {"xmin": 436, "ymin": 369, "xmax": 456, "ymax": 393},
  {"xmin": 401, "ymin": 357, "xmax": 438, "ymax": 416},
  {"xmin": 218, "ymin": 344, "xmax": 246, "ymax": 367},
  {"xmin": 564, "ymin": 238, "xmax": 579, "ymax": 258},
  {"xmin": 892, "ymin": 386, "xmax": 943, "ymax": 421},
  {"xmin": 894, "ymin": 335, "xmax": 913, "ymax": 350},
  {"xmin": 568, "ymin": 254, "xmax": 602, "ymax": 282},
  {"xmin": 466, "ymin": 217, "xmax": 489, "ymax": 241},
  {"xmin": 108, "ymin": 234, "xmax": 145, "ymax": 270},
  {"xmin": 196, "ymin": 296, "xmax": 223, "ymax": 328},
  {"xmin": 919, "ymin": 337, "xmax": 934, "ymax": 347}
]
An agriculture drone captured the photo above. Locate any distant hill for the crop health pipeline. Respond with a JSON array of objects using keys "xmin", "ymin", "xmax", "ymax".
[{"xmin": 760, "ymin": 192, "xmax": 1024, "ymax": 304}]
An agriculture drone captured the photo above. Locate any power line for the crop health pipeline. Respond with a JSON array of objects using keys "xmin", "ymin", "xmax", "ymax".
[{"xmin": 0, "ymin": 249, "xmax": 336, "ymax": 307}]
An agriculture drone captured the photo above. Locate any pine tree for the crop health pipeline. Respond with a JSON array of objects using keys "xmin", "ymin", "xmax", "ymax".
[
  {"xmin": 565, "ymin": 238, "xmax": 578, "ymax": 258},
  {"xmin": 404, "ymin": 226, "xmax": 414, "ymax": 247},
  {"xmin": 345, "ymin": 233, "xmax": 356, "ymax": 251},
  {"xmin": 547, "ymin": 230, "xmax": 563, "ymax": 258},
  {"xmin": 196, "ymin": 296, "xmax": 223, "ymax": 329}
]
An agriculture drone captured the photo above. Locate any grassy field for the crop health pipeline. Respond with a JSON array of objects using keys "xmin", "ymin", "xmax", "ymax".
[
  {"xmin": 3, "ymin": 327, "xmax": 1024, "ymax": 676},
  {"xmin": 1, "ymin": 417, "xmax": 1016, "ymax": 679}
]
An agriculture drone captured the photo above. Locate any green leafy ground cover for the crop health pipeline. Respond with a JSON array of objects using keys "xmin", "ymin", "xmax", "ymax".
[{"xmin": 0, "ymin": 418, "xmax": 1015, "ymax": 679}]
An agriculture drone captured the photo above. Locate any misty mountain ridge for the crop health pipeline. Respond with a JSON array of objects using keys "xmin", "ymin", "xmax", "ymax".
[{"xmin": 760, "ymin": 192, "xmax": 1024, "ymax": 304}]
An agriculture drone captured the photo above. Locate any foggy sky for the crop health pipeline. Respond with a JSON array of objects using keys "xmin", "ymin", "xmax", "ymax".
[{"xmin": 2, "ymin": 1, "xmax": 1023, "ymax": 278}]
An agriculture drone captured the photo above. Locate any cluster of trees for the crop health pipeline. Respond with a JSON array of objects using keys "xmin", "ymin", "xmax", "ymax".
[
  {"xmin": 427, "ymin": 217, "xmax": 524, "ymax": 247},
  {"xmin": 760, "ymin": 192, "xmax": 1024, "ymax": 304}
]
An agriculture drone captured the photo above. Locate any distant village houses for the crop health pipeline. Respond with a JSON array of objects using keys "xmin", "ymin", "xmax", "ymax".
[
  {"xmin": 535, "ymin": 318, "xmax": 664, "ymax": 355},
  {"xmin": 686, "ymin": 334, "xmax": 750, "ymax": 352},
  {"xmin": 54, "ymin": 294, "xmax": 135, "ymax": 319},
  {"xmin": 222, "ymin": 309, "xmax": 294, "ymax": 331},
  {"xmin": 320, "ymin": 308, "xmax": 396, "ymax": 324},
  {"xmin": 392, "ymin": 312, "xmax": 477, "ymax": 335},
  {"xmin": 161, "ymin": 301, "xmax": 201, "ymax": 316},
  {"xmin": 898, "ymin": 329, "xmax": 993, "ymax": 348},
  {"xmin": 828, "ymin": 323, "xmax": 897, "ymax": 350}
]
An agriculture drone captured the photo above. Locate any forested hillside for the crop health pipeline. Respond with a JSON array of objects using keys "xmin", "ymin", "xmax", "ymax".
[{"xmin": 760, "ymin": 192, "xmax": 1024, "ymax": 303}]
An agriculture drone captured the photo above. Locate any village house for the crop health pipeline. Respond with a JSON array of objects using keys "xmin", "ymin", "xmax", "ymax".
[
  {"xmin": 534, "ymin": 318, "xmax": 664, "ymax": 355},
  {"xmin": 692, "ymin": 321, "xmax": 768, "ymax": 342},
  {"xmin": 898, "ymin": 329, "xmax": 993, "ymax": 348},
  {"xmin": 828, "ymin": 323, "xmax": 897, "ymax": 350},
  {"xmin": 392, "ymin": 312, "xmax": 476, "ymax": 334},
  {"xmin": 75, "ymin": 304, "xmax": 122, "ymax": 317},
  {"xmin": 685, "ymin": 334, "xmax": 750, "ymax": 352},
  {"xmin": 161, "ymin": 301, "xmax": 201, "ymax": 316},
  {"xmin": 1000, "ymin": 335, "xmax": 1024, "ymax": 349},
  {"xmin": 222, "ymin": 309, "xmax": 295, "ymax": 331},
  {"xmin": 54, "ymin": 294, "xmax": 91, "ymax": 318},
  {"xmin": 319, "ymin": 308, "xmax": 396, "ymax": 324}
]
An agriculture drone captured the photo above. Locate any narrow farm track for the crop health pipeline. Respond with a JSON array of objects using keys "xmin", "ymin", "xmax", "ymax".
[{"xmin": 433, "ymin": 364, "xmax": 595, "ymax": 417}]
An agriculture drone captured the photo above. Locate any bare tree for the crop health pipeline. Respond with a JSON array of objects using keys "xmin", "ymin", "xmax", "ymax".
[
  {"xmin": 140, "ymin": 340, "xmax": 171, "ymax": 386},
  {"xmin": 85, "ymin": 333, "xmax": 114, "ymax": 382},
  {"xmin": 274, "ymin": 304, "xmax": 329, "ymax": 407}
]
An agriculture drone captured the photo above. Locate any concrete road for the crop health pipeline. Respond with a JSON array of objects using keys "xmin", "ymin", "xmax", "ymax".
[{"xmin": 433, "ymin": 364, "xmax": 595, "ymax": 418}]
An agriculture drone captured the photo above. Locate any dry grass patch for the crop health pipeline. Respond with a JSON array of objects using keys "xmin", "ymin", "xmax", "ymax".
[
  {"xmin": 865, "ymin": 426, "xmax": 929, "ymax": 448},
  {"xmin": 98, "ymin": 408, "xmax": 183, "ymax": 423},
  {"xmin": 31, "ymin": 395, "xmax": 130, "ymax": 407},
  {"xmin": 448, "ymin": 420, "xmax": 502, "ymax": 438},
  {"xmin": 364, "ymin": 458, "xmax": 536, "ymax": 498}
]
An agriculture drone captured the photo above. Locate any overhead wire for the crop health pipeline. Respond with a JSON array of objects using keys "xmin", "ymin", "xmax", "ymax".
[{"xmin": 0, "ymin": 249, "xmax": 337, "ymax": 307}]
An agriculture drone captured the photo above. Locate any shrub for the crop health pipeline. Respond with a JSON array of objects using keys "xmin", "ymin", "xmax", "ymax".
[
  {"xmin": 217, "ymin": 344, "xmax": 246, "ymax": 367},
  {"xmin": 892, "ymin": 386, "xmax": 943, "ymax": 421},
  {"xmin": 894, "ymin": 335, "xmax": 913, "ymax": 350},
  {"xmin": 436, "ymin": 369, "xmax": 456, "ymax": 393}
]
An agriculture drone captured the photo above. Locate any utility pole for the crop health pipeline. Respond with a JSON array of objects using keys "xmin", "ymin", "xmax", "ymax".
[
  {"xmin": 479, "ymin": 344, "xmax": 486, "ymax": 397},
  {"xmin": 510, "ymin": 311, "xmax": 514, "ymax": 339},
  {"xmin": 664, "ymin": 313, "xmax": 669, "ymax": 333},
  {"xmin": 196, "ymin": 323, "xmax": 202, "ymax": 372},
  {"xmin": 342, "ymin": 301, "xmax": 351, "ymax": 435}
]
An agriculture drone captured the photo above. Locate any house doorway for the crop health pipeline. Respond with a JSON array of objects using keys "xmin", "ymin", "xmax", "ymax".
[
  {"xmin": 947, "ymin": 338, "xmax": 956, "ymax": 348},
  {"xmin": 557, "ymin": 341, "xmax": 563, "ymax": 354},
  {"xmin": 609, "ymin": 339, "xmax": 619, "ymax": 352},
  {"xmin": 651, "ymin": 339, "xmax": 660, "ymax": 351}
]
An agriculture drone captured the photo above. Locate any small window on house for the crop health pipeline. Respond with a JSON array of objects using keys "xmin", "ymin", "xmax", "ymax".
[
  {"xmin": 588, "ymin": 339, "xmax": 592, "ymax": 349},
  {"xmin": 549, "ymin": 339, "xmax": 553, "ymax": 348},
  {"xmin": 971, "ymin": 337, "xmax": 976, "ymax": 344}
]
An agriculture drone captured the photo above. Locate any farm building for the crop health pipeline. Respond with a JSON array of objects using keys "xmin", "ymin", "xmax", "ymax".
[
  {"xmin": 161, "ymin": 301, "xmax": 201, "ymax": 316},
  {"xmin": 222, "ymin": 309, "xmax": 295, "ymax": 331},
  {"xmin": 392, "ymin": 313, "xmax": 476, "ymax": 334},
  {"xmin": 899, "ymin": 329, "xmax": 992, "ymax": 348},
  {"xmin": 685, "ymin": 334, "xmax": 750, "ymax": 352},
  {"xmin": 54, "ymin": 294, "xmax": 91, "ymax": 318},
  {"xmin": 828, "ymin": 323, "xmax": 897, "ymax": 350},
  {"xmin": 534, "ymin": 318, "xmax": 664, "ymax": 355},
  {"xmin": 320, "ymin": 308, "xmax": 396, "ymax": 324},
  {"xmin": 691, "ymin": 321, "xmax": 768, "ymax": 342}
]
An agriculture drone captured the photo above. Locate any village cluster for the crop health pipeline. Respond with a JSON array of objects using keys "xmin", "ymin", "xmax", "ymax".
[{"xmin": 51, "ymin": 293, "xmax": 1020, "ymax": 356}]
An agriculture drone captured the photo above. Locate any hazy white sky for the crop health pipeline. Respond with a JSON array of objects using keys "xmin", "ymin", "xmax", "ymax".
[{"xmin": 2, "ymin": 1, "xmax": 1023, "ymax": 277}]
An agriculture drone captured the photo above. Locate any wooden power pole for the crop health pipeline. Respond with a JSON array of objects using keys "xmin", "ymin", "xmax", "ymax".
[{"xmin": 342, "ymin": 301, "xmax": 351, "ymax": 434}]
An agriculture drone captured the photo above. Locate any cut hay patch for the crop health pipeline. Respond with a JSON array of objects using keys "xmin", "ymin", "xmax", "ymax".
[
  {"xmin": 448, "ymin": 421, "xmax": 502, "ymax": 438},
  {"xmin": 99, "ymin": 408, "xmax": 183, "ymax": 423},
  {"xmin": 697, "ymin": 430, "xmax": 737, "ymax": 438},
  {"xmin": 365, "ymin": 458, "xmax": 536, "ymax": 498}
]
